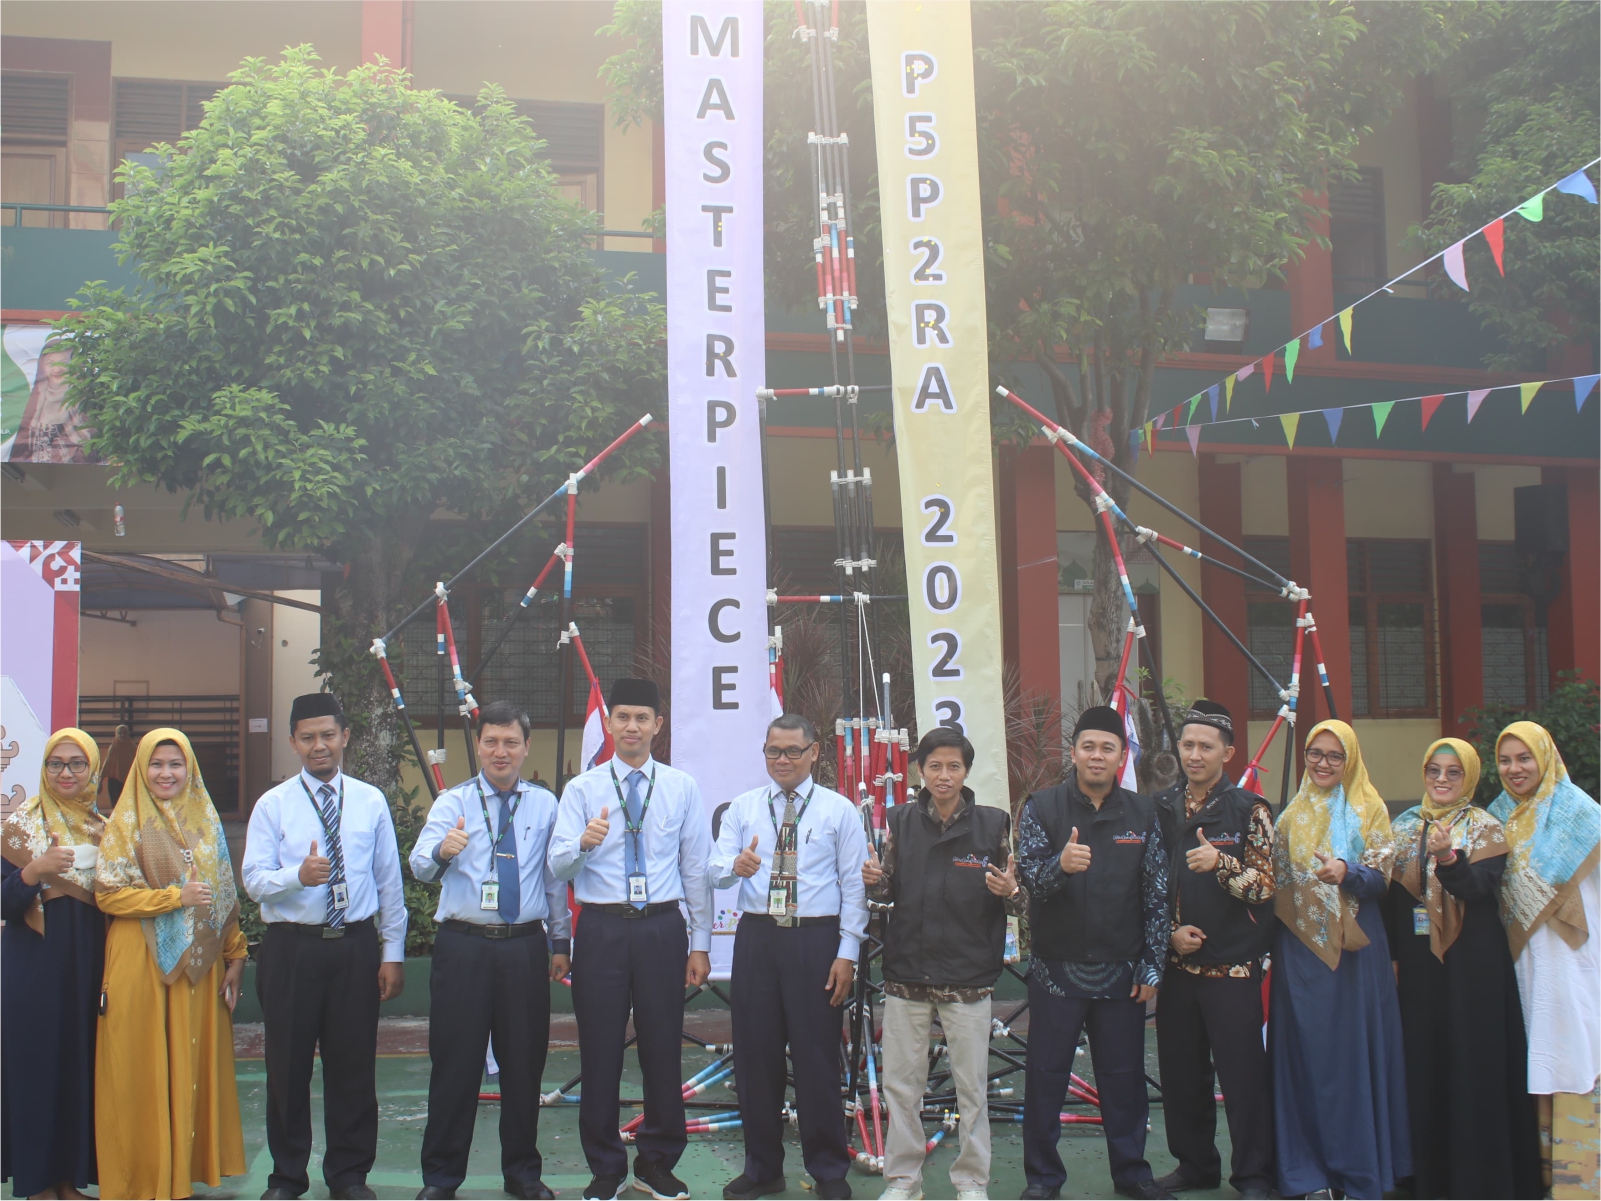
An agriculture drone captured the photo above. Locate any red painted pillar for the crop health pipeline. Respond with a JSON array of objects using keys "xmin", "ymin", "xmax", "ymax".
[
  {"xmin": 1286, "ymin": 458, "xmax": 1353, "ymax": 728},
  {"xmin": 1286, "ymin": 193, "xmax": 1335, "ymax": 368},
  {"xmin": 1198, "ymin": 455, "xmax": 1250, "ymax": 725},
  {"xmin": 1012, "ymin": 444, "xmax": 1060, "ymax": 708},
  {"xmin": 1433, "ymin": 464, "xmax": 1483, "ymax": 735},
  {"xmin": 361, "ymin": 0, "xmax": 413, "ymax": 69},
  {"xmin": 1543, "ymin": 466, "xmax": 1599, "ymax": 686}
]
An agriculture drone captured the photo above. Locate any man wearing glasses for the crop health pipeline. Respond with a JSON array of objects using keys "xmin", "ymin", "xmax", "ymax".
[{"xmin": 708, "ymin": 714, "xmax": 868, "ymax": 1201}]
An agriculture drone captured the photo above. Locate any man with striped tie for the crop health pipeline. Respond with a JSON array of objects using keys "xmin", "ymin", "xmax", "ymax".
[{"xmin": 243, "ymin": 692, "xmax": 409, "ymax": 1200}]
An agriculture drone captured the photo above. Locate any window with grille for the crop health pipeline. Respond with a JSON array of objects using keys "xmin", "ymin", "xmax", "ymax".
[
  {"xmin": 113, "ymin": 79, "xmax": 224, "ymax": 196},
  {"xmin": 1, "ymin": 73, "xmax": 71, "ymax": 227},
  {"xmin": 1330, "ymin": 168, "xmax": 1387, "ymax": 289},
  {"xmin": 1478, "ymin": 542, "xmax": 1550, "ymax": 711},
  {"xmin": 1347, "ymin": 539, "xmax": 1435, "ymax": 718},
  {"xmin": 1243, "ymin": 537, "xmax": 1295, "ymax": 717}
]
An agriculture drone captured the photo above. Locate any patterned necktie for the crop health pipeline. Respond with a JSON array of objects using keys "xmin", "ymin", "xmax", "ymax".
[
  {"xmin": 776, "ymin": 790, "xmax": 799, "ymax": 927},
  {"xmin": 624, "ymin": 770, "xmax": 646, "ymax": 908},
  {"xmin": 318, "ymin": 782, "xmax": 345, "ymax": 929},
  {"xmin": 496, "ymin": 790, "xmax": 521, "ymax": 925}
]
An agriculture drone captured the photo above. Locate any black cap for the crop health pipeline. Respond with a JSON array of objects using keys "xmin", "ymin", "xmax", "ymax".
[
  {"xmin": 608, "ymin": 677, "xmax": 662, "ymax": 712},
  {"xmin": 289, "ymin": 692, "xmax": 345, "ymax": 730},
  {"xmin": 1181, "ymin": 699, "xmax": 1234, "ymax": 744},
  {"xmin": 1073, "ymin": 704, "xmax": 1125, "ymax": 745}
]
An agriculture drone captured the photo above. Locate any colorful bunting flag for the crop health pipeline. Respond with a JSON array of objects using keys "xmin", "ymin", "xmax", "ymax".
[
  {"xmin": 1236, "ymin": 362, "xmax": 1255, "ymax": 381},
  {"xmin": 1555, "ymin": 169, "xmax": 1598, "ymax": 204},
  {"xmin": 1284, "ymin": 338, "xmax": 1300, "ymax": 384},
  {"xmin": 1308, "ymin": 322, "xmax": 1324, "ymax": 350},
  {"xmin": 1337, "ymin": 307, "xmax": 1353, "ymax": 353},
  {"xmin": 1262, "ymin": 351, "xmax": 1274, "ymax": 393},
  {"xmin": 1129, "ymin": 429, "xmax": 1143, "ymax": 463},
  {"xmin": 1280, "ymin": 413, "xmax": 1300, "ymax": 448},
  {"xmin": 1466, "ymin": 388, "xmax": 1491, "ymax": 422},
  {"xmin": 1372, "ymin": 400, "xmax": 1396, "ymax": 438},
  {"xmin": 1420, "ymin": 394, "xmax": 1445, "ymax": 431},
  {"xmin": 1145, "ymin": 422, "xmax": 1157, "ymax": 455},
  {"xmin": 1520, "ymin": 380, "xmax": 1543, "ymax": 412},
  {"xmin": 1323, "ymin": 408, "xmax": 1343, "ymax": 444},
  {"xmin": 1153, "ymin": 412, "xmax": 1167, "ymax": 431},
  {"xmin": 1186, "ymin": 426, "xmax": 1202, "ymax": 457},
  {"xmin": 1515, "ymin": 193, "xmax": 1544, "ymax": 222},
  {"xmin": 1574, "ymin": 374, "xmax": 1599, "ymax": 411},
  {"xmin": 1224, "ymin": 375, "xmax": 1236, "ymax": 411},
  {"xmin": 1442, "ymin": 241, "xmax": 1469, "ymax": 291},
  {"xmin": 1207, "ymin": 384, "xmax": 1220, "ymax": 422},
  {"xmin": 1187, "ymin": 395, "xmax": 1203, "ymax": 423},
  {"xmin": 1483, "ymin": 219, "xmax": 1505, "ymax": 275}
]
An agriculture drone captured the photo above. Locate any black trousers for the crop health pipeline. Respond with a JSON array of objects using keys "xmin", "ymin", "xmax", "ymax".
[
  {"xmin": 730, "ymin": 917, "xmax": 850, "ymax": 1185},
  {"xmin": 572, "ymin": 906, "xmax": 689, "ymax": 1178},
  {"xmin": 1154, "ymin": 966, "xmax": 1273, "ymax": 1193},
  {"xmin": 1023, "ymin": 978, "xmax": 1153, "ymax": 1193},
  {"xmin": 257, "ymin": 920, "xmax": 381, "ymax": 1195},
  {"xmin": 420, "ymin": 923, "xmax": 552, "ymax": 1191}
]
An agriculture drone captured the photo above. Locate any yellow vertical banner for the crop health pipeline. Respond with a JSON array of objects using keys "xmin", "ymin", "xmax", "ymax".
[{"xmin": 868, "ymin": 1, "xmax": 1008, "ymax": 811}]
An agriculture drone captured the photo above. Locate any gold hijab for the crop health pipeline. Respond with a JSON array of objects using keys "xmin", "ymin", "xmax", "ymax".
[
  {"xmin": 1273, "ymin": 720, "xmax": 1395, "ymax": 970},
  {"xmin": 1, "ymin": 728, "xmax": 106, "ymax": 935},
  {"xmin": 94, "ymin": 729, "xmax": 239, "ymax": 984},
  {"xmin": 1391, "ymin": 738, "xmax": 1507, "ymax": 961}
]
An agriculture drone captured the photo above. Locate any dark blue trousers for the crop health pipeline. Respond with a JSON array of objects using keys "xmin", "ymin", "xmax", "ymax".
[
  {"xmin": 572, "ymin": 907, "xmax": 689, "ymax": 1178},
  {"xmin": 1023, "ymin": 976, "xmax": 1154, "ymax": 1193},
  {"xmin": 730, "ymin": 917, "xmax": 851, "ymax": 1185}
]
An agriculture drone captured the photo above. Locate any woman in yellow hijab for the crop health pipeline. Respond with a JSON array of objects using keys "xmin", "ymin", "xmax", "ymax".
[
  {"xmin": 93, "ymin": 729, "xmax": 247, "ymax": 1200},
  {"xmin": 2, "ymin": 729, "xmax": 106, "ymax": 1200},
  {"xmin": 1384, "ymin": 738, "xmax": 1540, "ymax": 1198},
  {"xmin": 1268, "ymin": 720, "xmax": 1410, "ymax": 1200}
]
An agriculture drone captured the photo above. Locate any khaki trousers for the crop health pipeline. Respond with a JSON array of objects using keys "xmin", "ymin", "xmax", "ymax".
[{"xmin": 881, "ymin": 994, "xmax": 993, "ymax": 1192}]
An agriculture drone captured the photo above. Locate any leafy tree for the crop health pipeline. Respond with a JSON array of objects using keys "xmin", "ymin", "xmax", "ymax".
[
  {"xmin": 1464, "ymin": 671, "xmax": 1600, "ymax": 804},
  {"xmin": 1412, "ymin": 1, "xmax": 1600, "ymax": 370},
  {"xmin": 67, "ymin": 49, "xmax": 665, "ymax": 792}
]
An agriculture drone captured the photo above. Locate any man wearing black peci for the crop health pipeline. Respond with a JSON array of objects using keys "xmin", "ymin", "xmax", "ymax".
[{"xmin": 1151, "ymin": 701, "xmax": 1275, "ymax": 1199}]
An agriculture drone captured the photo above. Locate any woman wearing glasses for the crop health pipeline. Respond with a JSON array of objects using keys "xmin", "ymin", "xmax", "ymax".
[
  {"xmin": 93, "ymin": 729, "xmax": 247, "ymax": 1199},
  {"xmin": 2, "ymin": 730, "xmax": 107, "ymax": 1200},
  {"xmin": 1384, "ymin": 739, "xmax": 1540, "ymax": 1198},
  {"xmin": 1269, "ymin": 720, "xmax": 1410, "ymax": 1200}
]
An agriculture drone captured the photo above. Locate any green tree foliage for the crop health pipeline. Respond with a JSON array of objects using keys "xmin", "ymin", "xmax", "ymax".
[
  {"xmin": 1412, "ymin": 1, "xmax": 1600, "ymax": 371},
  {"xmin": 1464, "ymin": 671, "xmax": 1600, "ymax": 803},
  {"xmin": 67, "ymin": 49, "xmax": 665, "ymax": 791}
]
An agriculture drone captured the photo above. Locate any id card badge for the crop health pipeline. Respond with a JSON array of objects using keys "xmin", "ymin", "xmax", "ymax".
[
  {"xmin": 480, "ymin": 882, "xmax": 500, "ymax": 911},
  {"xmin": 1413, "ymin": 905, "xmax": 1430, "ymax": 935},
  {"xmin": 628, "ymin": 872, "xmax": 649, "ymax": 905},
  {"xmin": 768, "ymin": 884, "xmax": 789, "ymax": 916},
  {"xmin": 330, "ymin": 881, "xmax": 350, "ymax": 910}
]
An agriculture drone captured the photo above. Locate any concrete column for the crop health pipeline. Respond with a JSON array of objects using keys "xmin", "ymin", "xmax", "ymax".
[
  {"xmin": 1286, "ymin": 457, "xmax": 1353, "ymax": 727},
  {"xmin": 1286, "ymin": 193, "xmax": 1335, "ymax": 368},
  {"xmin": 1543, "ymin": 466, "xmax": 1599, "ymax": 687}
]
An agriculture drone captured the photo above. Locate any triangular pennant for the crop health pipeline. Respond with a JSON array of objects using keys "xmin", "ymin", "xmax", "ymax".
[
  {"xmin": 1520, "ymin": 380, "xmax": 1543, "ymax": 412},
  {"xmin": 1442, "ymin": 241, "xmax": 1469, "ymax": 291},
  {"xmin": 1186, "ymin": 425, "xmax": 1202, "ymax": 457},
  {"xmin": 1236, "ymin": 362, "xmax": 1255, "ymax": 381},
  {"xmin": 1187, "ymin": 394, "xmax": 1203, "ymax": 423},
  {"xmin": 1555, "ymin": 169, "xmax": 1598, "ymax": 204},
  {"xmin": 1323, "ymin": 408, "xmax": 1344, "ymax": 444},
  {"xmin": 1153, "ymin": 412, "xmax": 1167, "ymax": 431},
  {"xmin": 1373, "ymin": 400, "xmax": 1396, "ymax": 438},
  {"xmin": 1574, "ymin": 374, "xmax": 1599, "ymax": 412},
  {"xmin": 1262, "ymin": 352, "xmax": 1275, "ymax": 393},
  {"xmin": 1420, "ymin": 394, "xmax": 1445, "ymax": 431},
  {"xmin": 1308, "ymin": 322, "xmax": 1324, "ymax": 349},
  {"xmin": 1337, "ymin": 307, "xmax": 1353, "ymax": 352},
  {"xmin": 1466, "ymin": 388, "xmax": 1491, "ymax": 422},
  {"xmin": 1483, "ymin": 218, "xmax": 1505, "ymax": 275},
  {"xmin": 1283, "ymin": 338, "xmax": 1300, "ymax": 384},
  {"xmin": 1279, "ymin": 412, "xmax": 1300, "ymax": 448},
  {"xmin": 1224, "ymin": 375, "xmax": 1236, "ymax": 411},
  {"xmin": 1129, "ymin": 429, "xmax": 1143, "ymax": 464},
  {"xmin": 1515, "ymin": 192, "xmax": 1544, "ymax": 222},
  {"xmin": 1171, "ymin": 404, "xmax": 1184, "ymax": 426},
  {"xmin": 1145, "ymin": 422, "xmax": 1157, "ymax": 455},
  {"xmin": 1207, "ymin": 384, "xmax": 1220, "ymax": 422}
]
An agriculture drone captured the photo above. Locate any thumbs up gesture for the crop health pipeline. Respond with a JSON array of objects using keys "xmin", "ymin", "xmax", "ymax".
[
  {"xmin": 1313, "ymin": 849, "xmax": 1347, "ymax": 885},
  {"xmin": 439, "ymin": 815, "xmax": 470, "ymax": 861},
  {"xmin": 299, "ymin": 837, "xmax": 333, "ymax": 885},
  {"xmin": 733, "ymin": 834, "xmax": 763, "ymax": 878},
  {"xmin": 1186, "ymin": 826, "xmax": 1221, "ymax": 874},
  {"xmin": 23, "ymin": 834, "xmax": 75, "ymax": 885},
  {"xmin": 580, "ymin": 804, "xmax": 611, "ymax": 851},
  {"xmin": 985, "ymin": 851, "xmax": 1019, "ymax": 898},
  {"xmin": 1058, "ymin": 826, "xmax": 1092, "ymax": 875},
  {"xmin": 862, "ymin": 844, "xmax": 884, "ymax": 889}
]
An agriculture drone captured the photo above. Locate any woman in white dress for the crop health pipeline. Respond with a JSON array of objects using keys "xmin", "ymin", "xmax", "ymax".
[{"xmin": 1490, "ymin": 720, "xmax": 1600, "ymax": 1197}]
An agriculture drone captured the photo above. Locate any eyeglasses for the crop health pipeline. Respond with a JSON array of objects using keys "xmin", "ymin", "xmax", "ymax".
[
  {"xmin": 45, "ymin": 759, "xmax": 92, "ymax": 775},
  {"xmin": 763, "ymin": 743, "xmax": 817, "ymax": 761},
  {"xmin": 1424, "ymin": 765, "xmax": 1465, "ymax": 782},
  {"xmin": 1305, "ymin": 749, "xmax": 1347, "ymax": 767}
]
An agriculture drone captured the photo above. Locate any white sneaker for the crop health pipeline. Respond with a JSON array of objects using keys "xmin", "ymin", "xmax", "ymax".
[
  {"xmin": 956, "ymin": 1191, "xmax": 989, "ymax": 1201},
  {"xmin": 878, "ymin": 1189, "xmax": 923, "ymax": 1201}
]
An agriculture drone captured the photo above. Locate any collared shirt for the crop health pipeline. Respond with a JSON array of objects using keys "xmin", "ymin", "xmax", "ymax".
[
  {"xmin": 549, "ymin": 756, "xmax": 714, "ymax": 953},
  {"xmin": 410, "ymin": 773, "xmax": 571, "ymax": 950},
  {"xmin": 708, "ymin": 776, "xmax": 871, "ymax": 961},
  {"xmin": 242, "ymin": 768, "xmax": 408, "ymax": 961}
]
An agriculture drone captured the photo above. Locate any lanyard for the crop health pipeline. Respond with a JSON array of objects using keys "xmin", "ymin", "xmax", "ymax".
[
  {"xmin": 299, "ymin": 774, "xmax": 344, "ymax": 842},
  {"xmin": 611, "ymin": 763, "xmax": 657, "ymax": 866},
  {"xmin": 766, "ymin": 783, "xmax": 817, "ymax": 844},
  {"xmin": 473, "ymin": 775, "xmax": 523, "ymax": 855}
]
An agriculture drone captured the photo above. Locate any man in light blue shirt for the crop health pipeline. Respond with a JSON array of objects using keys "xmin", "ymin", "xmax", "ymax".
[
  {"xmin": 409, "ymin": 701, "xmax": 571, "ymax": 1201},
  {"xmin": 242, "ymin": 691, "xmax": 407, "ymax": 1201},
  {"xmin": 548, "ymin": 677, "xmax": 712, "ymax": 1201},
  {"xmin": 708, "ymin": 713, "xmax": 868, "ymax": 1201}
]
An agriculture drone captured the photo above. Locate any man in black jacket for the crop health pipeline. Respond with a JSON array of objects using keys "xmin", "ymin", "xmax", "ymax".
[
  {"xmin": 1151, "ymin": 701, "xmax": 1275, "ymax": 1199},
  {"xmin": 1017, "ymin": 706, "xmax": 1172, "ymax": 1201}
]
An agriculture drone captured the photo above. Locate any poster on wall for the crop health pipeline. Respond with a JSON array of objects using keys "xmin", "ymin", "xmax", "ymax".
[
  {"xmin": 2, "ymin": 324, "xmax": 99, "ymax": 464},
  {"xmin": 1, "ymin": 540, "xmax": 82, "ymax": 817}
]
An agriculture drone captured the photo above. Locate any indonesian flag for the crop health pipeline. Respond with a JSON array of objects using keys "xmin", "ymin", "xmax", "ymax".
[
  {"xmin": 1118, "ymin": 697, "xmax": 1141, "ymax": 791},
  {"xmin": 581, "ymin": 680, "xmax": 612, "ymax": 772}
]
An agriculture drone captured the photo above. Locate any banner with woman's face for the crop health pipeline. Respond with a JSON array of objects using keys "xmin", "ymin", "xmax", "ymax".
[{"xmin": 2, "ymin": 324, "xmax": 98, "ymax": 464}]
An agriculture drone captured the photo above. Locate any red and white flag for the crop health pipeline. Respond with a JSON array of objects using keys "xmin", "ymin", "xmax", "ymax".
[{"xmin": 581, "ymin": 679, "xmax": 612, "ymax": 772}]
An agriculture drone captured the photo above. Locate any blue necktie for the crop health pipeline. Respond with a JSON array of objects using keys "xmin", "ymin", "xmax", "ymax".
[
  {"xmin": 318, "ymin": 783, "xmax": 345, "ymax": 929},
  {"xmin": 623, "ymin": 770, "xmax": 645, "ymax": 909},
  {"xmin": 496, "ymin": 790, "xmax": 521, "ymax": 925}
]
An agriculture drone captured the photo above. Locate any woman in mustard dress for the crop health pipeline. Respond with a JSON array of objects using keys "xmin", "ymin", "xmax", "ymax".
[{"xmin": 93, "ymin": 728, "xmax": 248, "ymax": 1199}]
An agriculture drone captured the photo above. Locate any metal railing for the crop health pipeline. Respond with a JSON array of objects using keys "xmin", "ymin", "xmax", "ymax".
[{"xmin": 78, "ymin": 694, "xmax": 241, "ymax": 808}]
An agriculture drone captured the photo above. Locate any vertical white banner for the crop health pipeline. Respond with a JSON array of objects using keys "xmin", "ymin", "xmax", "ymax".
[{"xmin": 663, "ymin": 0, "xmax": 769, "ymax": 972}]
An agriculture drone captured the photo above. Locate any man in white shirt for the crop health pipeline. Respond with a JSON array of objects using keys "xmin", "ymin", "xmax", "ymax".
[
  {"xmin": 709, "ymin": 714, "xmax": 867, "ymax": 1201},
  {"xmin": 549, "ymin": 677, "xmax": 712, "ymax": 1201},
  {"xmin": 242, "ymin": 692, "xmax": 408, "ymax": 1201},
  {"xmin": 409, "ymin": 700, "xmax": 571, "ymax": 1201}
]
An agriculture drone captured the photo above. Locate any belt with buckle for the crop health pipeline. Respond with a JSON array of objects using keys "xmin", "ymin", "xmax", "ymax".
[
  {"xmin": 741, "ymin": 913, "xmax": 840, "ymax": 928},
  {"xmin": 584, "ymin": 901, "xmax": 681, "ymax": 920},
  {"xmin": 441, "ymin": 918, "xmax": 546, "ymax": 940},
  {"xmin": 269, "ymin": 917, "xmax": 374, "ymax": 940}
]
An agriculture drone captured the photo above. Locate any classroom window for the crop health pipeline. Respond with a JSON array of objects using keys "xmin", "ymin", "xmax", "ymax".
[
  {"xmin": 113, "ymin": 79, "xmax": 224, "ymax": 194},
  {"xmin": 1243, "ymin": 537, "xmax": 1294, "ymax": 718},
  {"xmin": 447, "ymin": 95, "xmax": 604, "ymax": 212},
  {"xmin": 1, "ymin": 73, "xmax": 71, "ymax": 227},
  {"xmin": 1478, "ymin": 542, "xmax": 1550, "ymax": 710},
  {"xmin": 1329, "ymin": 168, "xmax": 1387, "ymax": 288},
  {"xmin": 1346, "ymin": 539, "xmax": 1435, "ymax": 718}
]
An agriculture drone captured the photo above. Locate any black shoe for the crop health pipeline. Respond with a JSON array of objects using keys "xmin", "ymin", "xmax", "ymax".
[
  {"xmin": 816, "ymin": 1179, "xmax": 852, "ymax": 1200},
  {"xmin": 1115, "ymin": 1182, "xmax": 1177, "ymax": 1201},
  {"xmin": 633, "ymin": 1160, "xmax": 690, "ymax": 1200},
  {"xmin": 506, "ymin": 1181, "xmax": 556, "ymax": 1201},
  {"xmin": 416, "ymin": 1189, "xmax": 457, "ymax": 1200},
  {"xmin": 261, "ymin": 1191, "xmax": 303, "ymax": 1200},
  {"xmin": 723, "ymin": 1175, "xmax": 786, "ymax": 1200},
  {"xmin": 1020, "ymin": 1188, "xmax": 1061, "ymax": 1200},
  {"xmin": 584, "ymin": 1177, "xmax": 627, "ymax": 1201},
  {"xmin": 1152, "ymin": 1169, "xmax": 1221, "ymax": 1193},
  {"xmin": 331, "ymin": 1188, "xmax": 377, "ymax": 1200},
  {"xmin": 1240, "ymin": 1191, "xmax": 1273, "ymax": 1200}
]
